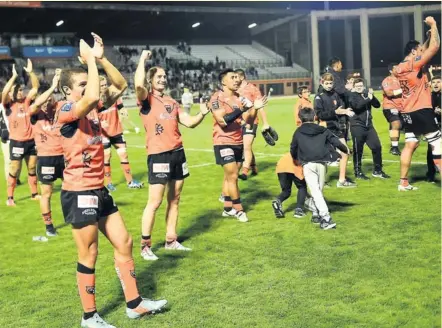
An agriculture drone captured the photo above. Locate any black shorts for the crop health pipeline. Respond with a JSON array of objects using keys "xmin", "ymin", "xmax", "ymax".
[
  {"xmin": 37, "ymin": 155, "xmax": 65, "ymax": 184},
  {"xmin": 103, "ymin": 134, "xmax": 126, "ymax": 149},
  {"xmin": 214, "ymin": 144, "xmax": 244, "ymax": 166},
  {"xmin": 329, "ymin": 127, "xmax": 346, "ymax": 140},
  {"xmin": 401, "ymin": 108, "xmax": 439, "ymax": 136},
  {"xmin": 383, "ymin": 109, "xmax": 402, "ymax": 123},
  {"xmin": 147, "ymin": 148, "xmax": 189, "ymax": 185},
  {"xmin": 9, "ymin": 139, "xmax": 36, "ymax": 160},
  {"xmin": 242, "ymin": 124, "xmax": 258, "ymax": 137},
  {"xmin": 61, "ymin": 187, "xmax": 118, "ymax": 226}
]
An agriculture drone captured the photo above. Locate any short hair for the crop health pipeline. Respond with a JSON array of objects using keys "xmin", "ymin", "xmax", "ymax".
[
  {"xmin": 346, "ymin": 73, "xmax": 355, "ymax": 81},
  {"xmin": 388, "ymin": 63, "xmax": 398, "ymax": 72},
  {"xmin": 432, "ymin": 75, "xmax": 441, "ymax": 81},
  {"xmin": 353, "ymin": 77, "xmax": 365, "ymax": 85},
  {"xmin": 404, "ymin": 40, "xmax": 420, "ymax": 56},
  {"xmin": 329, "ymin": 57, "xmax": 341, "ymax": 67},
  {"xmin": 321, "ymin": 73, "xmax": 334, "ymax": 82},
  {"xmin": 218, "ymin": 68, "xmax": 235, "ymax": 83},
  {"xmin": 59, "ymin": 67, "xmax": 87, "ymax": 96},
  {"xmin": 234, "ymin": 69, "xmax": 246, "ymax": 78},
  {"xmin": 297, "ymin": 86, "xmax": 309, "ymax": 95},
  {"xmin": 299, "ymin": 107, "xmax": 315, "ymax": 123}
]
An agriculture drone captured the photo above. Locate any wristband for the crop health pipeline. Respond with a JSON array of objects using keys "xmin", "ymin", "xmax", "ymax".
[{"xmin": 223, "ymin": 108, "xmax": 243, "ymax": 124}]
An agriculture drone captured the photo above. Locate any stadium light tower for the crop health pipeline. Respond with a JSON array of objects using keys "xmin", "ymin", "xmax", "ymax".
[
  {"xmin": 192, "ymin": 22, "xmax": 200, "ymax": 28},
  {"xmin": 248, "ymin": 23, "xmax": 257, "ymax": 29},
  {"xmin": 56, "ymin": 20, "xmax": 64, "ymax": 27}
]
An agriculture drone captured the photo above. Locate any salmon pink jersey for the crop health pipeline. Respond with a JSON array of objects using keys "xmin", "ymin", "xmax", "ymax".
[
  {"xmin": 31, "ymin": 103, "xmax": 63, "ymax": 156},
  {"xmin": 5, "ymin": 97, "xmax": 33, "ymax": 141},
  {"xmin": 56, "ymin": 101, "xmax": 104, "ymax": 191},
  {"xmin": 210, "ymin": 90, "xmax": 244, "ymax": 146},
  {"xmin": 381, "ymin": 76, "xmax": 403, "ymax": 111},
  {"xmin": 395, "ymin": 56, "xmax": 432, "ymax": 113},
  {"xmin": 97, "ymin": 98, "xmax": 124, "ymax": 137},
  {"xmin": 139, "ymin": 93, "xmax": 184, "ymax": 155},
  {"xmin": 294, "ymin": 98, "xmax": 313, "ymax": 127},
  {"xmin": 238, "ymin": 82, "xmax": 262, "ymax": 124}
]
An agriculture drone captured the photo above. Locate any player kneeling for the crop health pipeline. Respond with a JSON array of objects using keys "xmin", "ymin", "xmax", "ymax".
[{"xmin": 290, "ymin": 108, "xmax": 349, "ymax": 230}]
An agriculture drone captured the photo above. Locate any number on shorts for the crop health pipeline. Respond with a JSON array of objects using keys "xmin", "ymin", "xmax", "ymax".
[{"xmin": 401, "ymin": 113, "xmax": 412, "ymax": 124}]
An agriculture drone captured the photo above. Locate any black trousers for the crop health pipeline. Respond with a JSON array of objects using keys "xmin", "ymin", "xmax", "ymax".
[
  {"xmin": 277, "ymin": 173, "xmax": 307, "ymax": 208},
  {"xmin": 351, "ymin": 125, "xmax": 382, "ymax": 173}
]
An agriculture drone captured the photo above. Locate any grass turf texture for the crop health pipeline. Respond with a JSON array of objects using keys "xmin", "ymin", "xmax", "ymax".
[{"xmin": 0, "ymin": 93, "xmax": 440, "ymax": 328}]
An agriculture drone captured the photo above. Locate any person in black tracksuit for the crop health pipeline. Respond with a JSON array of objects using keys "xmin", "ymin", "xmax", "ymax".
[
  {"xmin": 426, "ymin": 74, "xmax": 441, "ymax": 182},
  {"xmin": 314, "ymin": 72, "xmax": 356, "ymax": 188},
  {"xmin": 348, "ymin": 78, "xmax": 390, "ymax": 179}
]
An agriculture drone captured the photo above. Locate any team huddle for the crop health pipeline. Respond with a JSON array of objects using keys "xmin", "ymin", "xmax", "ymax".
[{"xmin": 0, "ymin": 15, "xmax": 440, "ymax": 328}]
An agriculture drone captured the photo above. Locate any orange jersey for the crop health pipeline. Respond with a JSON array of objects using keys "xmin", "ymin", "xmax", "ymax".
[
  {"xmin": 294, "ymin": 98, "xmax": 313, "ymax": 127},
  {"xmin": 31, "ymin": 104, "xmax": 63, "ymax": 156},
  {"xmin": 238, "ymin": 82, "xmax": 262, "ymax": 124},
  {"xmin": 395, "ymin": 57, "xmax": 432, "ymax": 113},
  {"xmin": 5, "ymin": 97, "xmax": 33, "ymax": 141},
  {"xmin": 56, "ymin": 101, "xmax": 104, "ymax": 191},
  {"xmin": 139, "ymin": 93, "xmax": 183, "ymax": 155},
  {"xmin": 381, "ymin": 76, "xmax": 403, "ymax": 111},
  {"xmin": 276, "ymin": 153, "xmax": 304, "ymax": 180},
  {"xmin": 97, "ymin": 98, "xmax": 124, "ymax": 138},
  {"xmin": 211, "ymin": 90, "xmax": 244, "ymax": 146}
]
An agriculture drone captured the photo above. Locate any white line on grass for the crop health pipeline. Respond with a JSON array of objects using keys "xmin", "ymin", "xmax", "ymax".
[{"xmin": 131, "ymin": 145, "xmax": 427, "ymax": 166}]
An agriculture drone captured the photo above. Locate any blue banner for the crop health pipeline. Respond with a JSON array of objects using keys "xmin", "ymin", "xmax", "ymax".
[
  {"xmin": 22, "ymin": 46, "xmax": 75, "ymax": 58},
  {"xmin": 0, "ymin": 46, "xmax": 10, "ymax": 56}
]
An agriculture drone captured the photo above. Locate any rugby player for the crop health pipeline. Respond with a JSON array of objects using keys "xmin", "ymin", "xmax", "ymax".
[
  {"xmin": 209, "ymin": 68, "xmax": 267, "ymax": 222},
  {"xmin": 381, "ymin": 63, "xmax": 403, "ymax": 156},
  {"xmin": 28, "ymin": 69, "xmax": 63, "ymax": 237},
  {"xmin": 135, "ymin": 50, "xmax": 210, "ymax": 261},
  {"xmin": 235, "ymin": 69, "xmax": 270, "ymax": 180},
  {"xmin": 98, "ymin": 76, "xmax": 143, "ymax": 191},
  {"xmin": 395, "ymin": 16, "xmax": 441, "ymax": 191},
  {"xmin": 57, "ymin": 34, "xmax": 166, "ymax": 327},
  {"xmin": 2, "ymin": 60, "xmax": 40, "ymax": 206}
]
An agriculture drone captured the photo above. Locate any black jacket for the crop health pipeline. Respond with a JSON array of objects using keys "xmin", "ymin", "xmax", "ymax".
[
  {"xmin": 317, "ymin": 67, "xmax": 346, "ymax": 97},
  {"xmin": 0, "ymin": 107, "xmax": 8, "ymax": 144},
  {"xmin": 290, "ymin": 123, "xmax": 349, "ymax": 165},
  {"xmin": 348, "ymin": 91, "xmax": 381, "ymax": 128},
  {"xmin": 314, "ymin": 90, "xmax": 346, "ymax": 130},
  {"xmin": 432, "ymin": 91, "xmax": 441, "ymax": 109}
]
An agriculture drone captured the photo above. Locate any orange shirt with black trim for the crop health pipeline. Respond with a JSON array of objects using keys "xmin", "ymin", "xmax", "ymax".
[
  {"xmin": 139, "ymin": 93, "xmax": 183, "ymax": 155},
  {"xmin": 56, "ymin": 101, "xmax": 104, "ymax": 191},
  {"xmin": 381, "ymin": 76, "xmax": 403, "ymax": 111},
  {"xmin": 5, "ymin": 97, "xmax": 33, "ymax": 141},
  {"xmin": 97, "ymin": 97, "xmax": 124, "ymax": 138},
  {"xmin": 237, "ymin": 82, "xmax": 262, "ymax": 125},
  {"xmin": 210, "ymin": 90, "xmax": 244, "ymax": 146},
  {"xmin": 395, "ymin": 56, "xmax": 432, "ymax": 113},
  {"xmin": 276, "ymin": 153, "xmax": 304, "ymax": 180},
  {"xmin": 294, "ymin": 98, "xmax": 313, "ymax": 127},
  {"xmin": 31, "ymin": 104, "xmax": 63, "ymax": 157}
]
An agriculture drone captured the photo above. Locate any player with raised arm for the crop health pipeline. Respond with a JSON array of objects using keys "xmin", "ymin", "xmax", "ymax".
[
  {"xmin": 57, "ymin": 35, "xmax": 166, "ymax": 328},
  {"xmin": 395, "ymin": 16, "xmax": 441, "ymax": 191},
  {"xmin": 135, "ymin": 50, "xmax": 209, "ymax": 261},
  {"xmin": 210, "ymin": 68, "xmax": 267, "ymax": 222},
  {"xmin": 98, "ymin": 76, "xmax": 143, "ymax": 191},
  {"xmin": 235, "ymin": 69, "xmax": 272, "ymax": 180},
  {"xmin": 314, "ymin": 73, "xmax": 356, "ymax": 188},
  {"xmin": 2, "ymin": 59, "xmax": 40, "ymax": 206},
  {"xmin": 381, "ymin": 63, "xmax": 403, "ymax": 156},
  {"xmin": 28, "ymin": 69, "xmax": 63, "ymax": 237}
]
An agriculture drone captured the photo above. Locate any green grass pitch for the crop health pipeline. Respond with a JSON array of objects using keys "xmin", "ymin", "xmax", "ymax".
[{"xmin": 0, "ymin": 94, "xmax": 440, "ymax": 328}]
